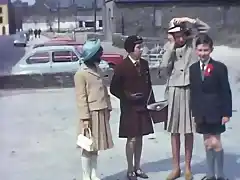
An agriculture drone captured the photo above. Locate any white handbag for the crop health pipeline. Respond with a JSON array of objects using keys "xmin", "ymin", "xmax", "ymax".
[{"xmin": 76, "ymin": 128, "xmax": 94, "ymax": 152}]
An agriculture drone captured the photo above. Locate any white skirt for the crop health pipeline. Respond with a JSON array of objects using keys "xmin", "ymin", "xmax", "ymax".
[{"xmin": 167, "ymin": 86, "xmax": 195, "ymax": 134}]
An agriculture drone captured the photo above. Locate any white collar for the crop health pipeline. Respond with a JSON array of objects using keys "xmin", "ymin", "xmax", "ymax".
[
  {"xmin": 199, "ymin": 58, "xmax": 211, "ymax": 66},
  {"xmin": 128, "ymin": 55, "xmax": 139, "ymax": 65}
]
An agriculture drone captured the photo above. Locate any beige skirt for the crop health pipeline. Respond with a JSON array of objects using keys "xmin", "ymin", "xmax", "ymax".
[
  {"xmin": 167, "ymin": 86, "xmax": 195, "ymax": 134},
  {"xmin": 78, "ymin": 109, "xmax": 114, "ymax": 151}
]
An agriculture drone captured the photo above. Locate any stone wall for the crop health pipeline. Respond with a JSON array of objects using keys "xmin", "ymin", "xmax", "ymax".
[{"xmin": 112, "ymin": 4, "xmax": 240, "ymax": 47}]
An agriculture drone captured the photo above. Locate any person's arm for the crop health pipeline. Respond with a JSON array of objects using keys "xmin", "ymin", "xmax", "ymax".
[
  {"xmin": 189, "ymin": 65, "xmax": 195, "ymax": 116},
  {"xmin": 146, "ymin": 61, "xmax": 155, "ymax": 104},
  {"xmin": 74, "ymin": 71, "xmax": 90, "ymax": 120},
  {"xmin": 110, "ymin": 65, "xmax": 125, "ymax": 99},
  {"xmin": 158, "ymin": 41, "xmax": 175, "ymax": 80},
  {"xmin": 104, "ymin": 86, "xmax": 112, "ymax": 111},
  {"xmin": 219, "ymin": 64, "xmax": 232, "ymax": 118}
]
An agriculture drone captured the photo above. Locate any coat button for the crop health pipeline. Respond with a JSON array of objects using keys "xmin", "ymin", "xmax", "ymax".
[
  {"xmin": 180, "ymin": 69, "xmax": 183, "ymax": 72},
  {"xmin": 179, "ymin": 55, "xmax": 182, "ymax": 58}
]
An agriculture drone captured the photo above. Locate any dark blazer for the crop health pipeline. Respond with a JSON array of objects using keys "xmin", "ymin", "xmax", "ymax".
[
  {"xmin": 110, "ymin": 57, "xmax": 155, "ymax": 138},
  {"xmin": 189, "ymin": 58, "xmax": 232, "ymax": 124}
]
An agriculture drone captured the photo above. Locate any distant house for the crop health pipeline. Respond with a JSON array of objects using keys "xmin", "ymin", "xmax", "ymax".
[
  {"xmin": 12, "ymin": 0, "xmax": 103, "ymax": 31},
  {"xmin": 0, "ymin": 0, "xmax": 10, "ymax": 35}
]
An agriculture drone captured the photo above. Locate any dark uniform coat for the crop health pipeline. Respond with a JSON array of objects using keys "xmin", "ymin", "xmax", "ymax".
[
  {"xmin": 110, "ymin": 57, "xmax": 155, "ymax": 138},
  {"xmin": 190, "ymin": 58, "xmax": 232, "ymax": 124}
]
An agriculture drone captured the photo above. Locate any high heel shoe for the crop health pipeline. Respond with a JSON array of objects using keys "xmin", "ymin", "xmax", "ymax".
[{"xmin": 166, "ymin": 169, "xmax": 181, "ymax": 180}]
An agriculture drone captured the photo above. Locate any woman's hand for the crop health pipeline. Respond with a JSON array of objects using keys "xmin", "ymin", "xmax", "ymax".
[
  {"xmin": 167, "ymin": 33, "xmax": 175, "ymax": 44},
  {"xmin": 172, "ymin": 17, "xmax": 196, "ymax": 24}
]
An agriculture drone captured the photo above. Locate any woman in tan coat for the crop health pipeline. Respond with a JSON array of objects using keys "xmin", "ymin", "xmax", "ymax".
[
  {"xmin": 74, "ymin": 39, "xmax": 114, "ymax": 180},
  {"xmin": 159, "ymin": 17, "xmax": 210, "ymax": 180}
]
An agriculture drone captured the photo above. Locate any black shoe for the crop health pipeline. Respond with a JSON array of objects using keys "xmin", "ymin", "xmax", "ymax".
[
  {"xmin": 127, "ymin": 171, "xmax": 137, "ymax": 180},
  {"xmin": 201, "ymin": 176, "xmax": 217, "ymax": 180},
  {"xmin": 135, "ymin": 169, "xmax": 149, "ymax": 179}
]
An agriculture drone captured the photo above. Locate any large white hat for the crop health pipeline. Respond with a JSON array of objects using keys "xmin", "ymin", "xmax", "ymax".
[{"xmin": 168, "ymin": 19, "xmax": 187, "ymax": 33}]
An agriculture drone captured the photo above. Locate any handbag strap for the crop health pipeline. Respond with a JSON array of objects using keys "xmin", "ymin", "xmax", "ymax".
[
  {"xmin": 147, "ymin": 88, "xmax": 153, "ymax": 105},
  {"xmin": 82, "ymin": 128, "xmax": 92, "ymax": 138}
]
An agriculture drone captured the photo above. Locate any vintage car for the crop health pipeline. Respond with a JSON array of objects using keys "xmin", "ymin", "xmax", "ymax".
[
  {"xmin": 32, "ymin": 39, "xmax": 123, "ymax": 68},
  {"xmin": 11, "ymin": 45, "xmax": 110, "ymax": 75},
  {"xmin": 141, "ymin": 53, "xmax": 163, "ymax": 68},
  {"xmin": 13, "ymin": 32, "xmax": 28, "ymax": 47}
]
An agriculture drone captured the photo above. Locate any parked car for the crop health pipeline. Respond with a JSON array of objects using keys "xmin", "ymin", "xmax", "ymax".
[
  {"xmin": 13, "ymin": 32, "xmax": 28, "ymax": 47},
  {"xmin": 11, "ymin": 45, "xmax": 110, "ymax": 75},
  {"xmin": 32, "ymin": 39, "xmax": 124, "ymax": 68},
  {"xmin": 141, "ymin": 53, "xmax": 163, "ymax": 68}
]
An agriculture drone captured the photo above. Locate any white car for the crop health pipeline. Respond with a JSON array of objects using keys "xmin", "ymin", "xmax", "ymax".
[
  {"xmin": 141, "ymin": 53, "xmax": 163, "ymax": 68},
  {"xmin": 11, "ymin": 45, "xmax": 110, "ymax": 75}
]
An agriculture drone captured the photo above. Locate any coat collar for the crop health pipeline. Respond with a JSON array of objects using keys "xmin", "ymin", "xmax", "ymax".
[{"xmin": 80, "ymin": 63, "xmax": 101, "ymax": 77}]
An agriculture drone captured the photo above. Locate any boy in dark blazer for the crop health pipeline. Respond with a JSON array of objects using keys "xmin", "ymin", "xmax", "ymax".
[{"xmin": 190, "ymin": 34, "xmax": 232, "ymax": 180}]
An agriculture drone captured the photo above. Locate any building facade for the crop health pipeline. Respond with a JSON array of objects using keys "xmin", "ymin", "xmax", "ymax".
[
  {"xmin": 0, "ymin": 0, "xmax": 9, "ymax": 35},
  {"xmin": 105, "ymin": 0, "xmax": 240, "ymax": 46}
]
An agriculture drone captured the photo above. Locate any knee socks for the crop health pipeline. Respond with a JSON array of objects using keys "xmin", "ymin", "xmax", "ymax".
[
  {"xmin": 205, "ymin": 149, "xmax": 225, "ymax": 178},
  {"xmin": 215, "ymin": 150, "xmax": 225, "ymax": 178},
  {"xmin": 205, "ymin": 148, "xmax": 215, "ymax": 178}
]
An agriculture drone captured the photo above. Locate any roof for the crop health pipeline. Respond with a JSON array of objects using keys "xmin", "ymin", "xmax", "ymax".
[
  {"xmin": 44, "ymin": 0, "xmax": 102, "ymax": 8},
  {"xmin": 31, "ymin": 45, "xmax": 77, "ymax": 52},
  {"xmin": 0, "ymin": 0, "xmax": 8, "ymax": 5}
]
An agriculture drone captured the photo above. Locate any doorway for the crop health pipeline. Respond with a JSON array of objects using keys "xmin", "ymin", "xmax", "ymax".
[{"xmin": 2, "ymin": 26, "xmax": 6, "ymax": 35}]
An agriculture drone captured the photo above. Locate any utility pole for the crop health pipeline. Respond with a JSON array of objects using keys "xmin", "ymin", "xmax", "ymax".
[
  {"xmin": 102, "ymin": 0, "xmax": 107, "ymax": 40},
  {"xmin": 93, "ymin": 0, "xmax": 97, "ymax": 32},
  {"xmin": 57, "ymin": 1, "xmax": 60, "ymax": 32}
]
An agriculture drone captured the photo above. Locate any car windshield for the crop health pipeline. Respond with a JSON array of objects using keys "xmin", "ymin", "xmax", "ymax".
[{"xmin": 16, "ymin": 33, "xmax": 25, "ymax": 39}]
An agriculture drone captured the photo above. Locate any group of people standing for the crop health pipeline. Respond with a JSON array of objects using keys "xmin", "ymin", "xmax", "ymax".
[{"xmin": 74, "ymin": 16, "xmax": 232, "ymax": 180}]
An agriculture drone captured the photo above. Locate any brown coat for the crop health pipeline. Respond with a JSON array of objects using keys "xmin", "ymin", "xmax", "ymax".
[{"xmin": 110, "ymin": 57, "xmax": 155, "ymax": 138}]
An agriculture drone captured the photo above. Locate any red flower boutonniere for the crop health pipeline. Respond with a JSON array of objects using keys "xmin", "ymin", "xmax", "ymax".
[{"xmin": 204, "ymin": 64, "xmax": 214, "ymax": 77}]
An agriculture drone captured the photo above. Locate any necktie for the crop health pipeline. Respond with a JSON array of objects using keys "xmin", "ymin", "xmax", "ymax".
[
  {"xmin": 135, "ymin": 61, "xmax": 141, "ymax": 74},
  {"xmin": 201, "ymin": 63, "xmax": 205, "ymax": 80}
]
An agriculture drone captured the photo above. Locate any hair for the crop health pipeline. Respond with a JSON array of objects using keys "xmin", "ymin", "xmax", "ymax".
[{"xmin": 195, "ymin": 33, "xmax": 213, "ymax": 48}]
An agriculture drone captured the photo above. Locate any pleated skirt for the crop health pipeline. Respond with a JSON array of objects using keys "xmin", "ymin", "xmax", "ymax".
[
  {"xmin": 167, "ymin": 86, "xmax": 196, "ymax": 134},
  {"xmin": 78, "ymin": 108, "xmax": 114, "ymax": 151}
]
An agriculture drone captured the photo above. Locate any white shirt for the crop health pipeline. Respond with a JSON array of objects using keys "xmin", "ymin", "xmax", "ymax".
[
  {"xmin": 199, "ymin": 58, "xmax": 211, "ymax": 71},
  {"xmin": 128, "ymin": 55, "xmax": 139, "ymax": 66}
]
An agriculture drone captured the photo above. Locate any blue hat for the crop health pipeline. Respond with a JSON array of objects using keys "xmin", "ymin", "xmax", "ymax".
[{"xmin": 81, "ymin": 39, "xmax": 101, "ymax": 62}]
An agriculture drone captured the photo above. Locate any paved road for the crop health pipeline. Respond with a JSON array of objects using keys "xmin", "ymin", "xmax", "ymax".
[{"xmin": 0, "ymin": 36, "xmax": 25, "ymax": 75}]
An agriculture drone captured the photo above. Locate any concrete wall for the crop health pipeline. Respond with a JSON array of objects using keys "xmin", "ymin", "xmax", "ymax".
[{"xmin": 111, "ymin": 3, "xmax": 240, "ymax": 47}]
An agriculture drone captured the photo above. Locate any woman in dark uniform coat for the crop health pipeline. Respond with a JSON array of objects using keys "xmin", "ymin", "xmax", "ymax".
[{"xmin": 110, "ymin": 35, "xmax": 155, "ymax": 180}]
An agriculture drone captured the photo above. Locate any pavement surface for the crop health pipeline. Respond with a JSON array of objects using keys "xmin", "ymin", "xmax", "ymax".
[{"xmin": 1, "ymin": 36, "xmax": 240, "ymax": 180}]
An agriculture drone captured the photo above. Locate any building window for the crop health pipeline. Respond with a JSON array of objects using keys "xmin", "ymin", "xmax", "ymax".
[
  {"xmin": 0, "ymin": 16, "xmax": 3, "ymax": 24},
  {"xmin": 0, "ymin": 7, "xmax": 2, "ymax": 14}
]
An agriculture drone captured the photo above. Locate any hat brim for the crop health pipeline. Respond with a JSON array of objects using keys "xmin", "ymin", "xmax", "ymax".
[{"xmin": 168, "ymin": 26, "xmax": 182, "ymax": 33}]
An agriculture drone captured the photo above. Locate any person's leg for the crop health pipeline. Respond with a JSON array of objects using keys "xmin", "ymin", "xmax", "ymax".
[
  {"xmin": 126, "ymin": 137, "xmax": 137, "ymax": 180},
  {"xmin": 210, "ymin": 135, "xmax": 225, "ymax": 179},
  {"xmin": 134, "ymin": 136, "xmax": 142, "ymax": 170},
  {"xmin": 184, "ymin": 133, "xmax": 194, "ymax": 179},
  {"xmin": 81, "ymin": 150, "xmax": 92, "ymax": 180},
  {"xmin": 203, "ymin": 134, "xmax": 216, "ymax": 179},
  {"xmin": 167, "ymin": 133, "xmax": 181, "ymax": 180},
  {"xmin": 134, "ymin": 136, "xmax": 148, "ymax": 178},
  {"xmin": 90, "ymin": 151, "xmax": 100, "ymax": 180}
]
